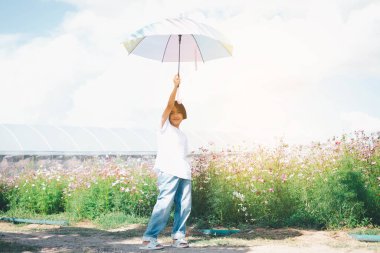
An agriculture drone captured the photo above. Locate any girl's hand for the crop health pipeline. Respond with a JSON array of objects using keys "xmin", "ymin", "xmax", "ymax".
[{"xmin": 173, "ymin": 74, "xmax": 181, "ymax": 88}]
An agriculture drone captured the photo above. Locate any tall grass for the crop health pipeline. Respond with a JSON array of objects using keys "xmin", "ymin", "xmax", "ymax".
[
  {"xmin": 191, "ymin": 131, "xmax": 380, "ymax": 228},
  {"xmin": 0, "ymin": 131, "xmax": 379, "ymax": 229}
]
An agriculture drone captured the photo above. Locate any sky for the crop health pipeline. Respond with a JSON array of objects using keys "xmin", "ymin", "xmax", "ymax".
[{"xmin": 0, "ymin": 0, "xmax": 380, "ymax": 148}]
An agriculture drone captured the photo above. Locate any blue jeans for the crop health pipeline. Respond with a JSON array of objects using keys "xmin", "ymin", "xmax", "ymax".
[{"xmin": 143, "ymin": 171, "xmax": 192, "ymax": 241}]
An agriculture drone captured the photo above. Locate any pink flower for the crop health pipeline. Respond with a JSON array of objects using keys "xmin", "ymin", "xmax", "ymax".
[
  {"xmin": 269, "ymin": 188, "xmax": 274, "ymax": 192},
  {"xmin": 281, "ymin": 174, "xmax": 287, "ymax": 183}
]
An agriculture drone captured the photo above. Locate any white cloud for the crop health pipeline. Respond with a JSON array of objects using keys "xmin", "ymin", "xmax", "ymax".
[
  {"xmin": 1, "ymin": 0, "xmax": 380, "ymax": 146},
  {"xmin": 341, "ymin": 111, "xmax": 380, "ymax": 133},
  {"xmin": 0, "ymin": 34, "xmax": 25, "ymax": 50},
  {"xmin": 0, "ymin": 32, "xmax": 108, "ymax": 124}
]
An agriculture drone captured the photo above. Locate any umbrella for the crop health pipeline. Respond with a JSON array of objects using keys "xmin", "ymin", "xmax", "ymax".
[{"xmin": 123, "ymin": 17, "xmax": 233, "ymax": 76}]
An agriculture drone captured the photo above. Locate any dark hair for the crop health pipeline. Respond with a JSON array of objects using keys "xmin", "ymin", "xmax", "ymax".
[{"xmin": 173, "ymin": 101, "xmax": 187, "ymax": 119}]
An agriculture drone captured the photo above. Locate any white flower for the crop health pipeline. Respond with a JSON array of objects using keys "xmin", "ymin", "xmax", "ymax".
[{"xmin": 232, "ymin": 191, "xmax": 245, "ymax": 201}]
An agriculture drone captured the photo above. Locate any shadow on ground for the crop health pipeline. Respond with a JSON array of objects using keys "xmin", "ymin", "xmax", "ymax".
[
  {"xmin": 0, "ymin": 223, "xmax": 295, "ymax": 252},
  {"xmin": 230, "ymin": 227, "xmax": 303, "ymax": 240}
]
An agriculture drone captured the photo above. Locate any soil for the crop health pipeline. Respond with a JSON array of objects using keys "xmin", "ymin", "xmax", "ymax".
[{"xmin": 0, "ymin": 221, "xmax": 379, "ymax": 253}]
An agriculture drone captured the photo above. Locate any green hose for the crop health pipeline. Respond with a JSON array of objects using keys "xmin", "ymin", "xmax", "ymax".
[
  {"xmin": 0, "ymin": 217, "xmax": 69, "ymax": 226},
  {"xmin": 349, "ymin": 234, "xmax": 380, "ymax": 242},
  {"xmin": 198, "ymin": 229, "xmax": 240, "ymax": 236}
]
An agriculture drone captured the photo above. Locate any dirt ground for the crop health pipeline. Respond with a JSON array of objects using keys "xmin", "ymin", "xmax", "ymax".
[{"xmin": 0, "ymin": 221, "xmax": 379, "ymax": 253}]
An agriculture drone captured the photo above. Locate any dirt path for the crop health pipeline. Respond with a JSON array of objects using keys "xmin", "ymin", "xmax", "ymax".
[{"xmin": 0, "ymin": 221, "xmax": 379, "ymax": 253}]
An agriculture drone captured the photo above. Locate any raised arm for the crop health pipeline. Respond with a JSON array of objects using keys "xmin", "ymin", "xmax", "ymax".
[{"xmin": 161, "ymin": 74, "xmax": 181, "ymax": 128}]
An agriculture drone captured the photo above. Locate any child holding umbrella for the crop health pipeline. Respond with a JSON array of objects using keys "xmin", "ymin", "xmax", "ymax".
[{"xmin": 140, "ymin": 74, "xmax": 191, "ymax": 250}]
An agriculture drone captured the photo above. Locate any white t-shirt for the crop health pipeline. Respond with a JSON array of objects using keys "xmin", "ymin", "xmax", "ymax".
[{"xmin": 153, "ymin": 118, "xmax": 191, "ymax": 180}]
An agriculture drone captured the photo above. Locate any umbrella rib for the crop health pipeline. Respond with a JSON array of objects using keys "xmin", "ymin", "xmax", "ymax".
[
  {"xmin": 161, "ymin": 35, "xmax": 172, "ymax": 62},
  {"xmin": 191, "ymin": 34, "xmax": 205, "ymax": 63},
  {"xmin": 128, "ymin": 36, "xmax": 146, "ymax": 55}
]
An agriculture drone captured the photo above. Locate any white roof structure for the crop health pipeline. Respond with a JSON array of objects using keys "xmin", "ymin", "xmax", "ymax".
[
  {"xmin": 0, "ymin": 124, "xmax": 244, "ymax": 155},
  {"xmin": 0, "ymin": 124, "xmax": 156, "ymax": 155}
]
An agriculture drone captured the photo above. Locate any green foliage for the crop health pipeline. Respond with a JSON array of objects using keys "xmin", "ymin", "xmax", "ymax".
[
  {"xmin": 191, "ymin": 134, "xmax": 380, "ymax": 229},
  {"xmin": 64, "ymin": 174, "xmax": 158, "ymax": 220},
  {"xmin": 302, "ymin": 156, "xmax": 375, "ymax": 228},
  {"xmin": 8, "ymin": 177, "xmax": 65, "ymax": 214},
  {"xmin": 64, "ymin": 178, "xmax": 113, "ymax": 219},
  {"xmin": 0, "ymin": 183, "xmax": 10, "ymax": 211},
  {"xmin": 1, "ymin": 131, "xmax": 379, "ymax": 229}
]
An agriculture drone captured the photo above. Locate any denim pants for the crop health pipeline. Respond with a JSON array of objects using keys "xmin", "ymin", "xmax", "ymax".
[{"xmin": 143, "ymin": 171, "xmax": 192, "ymax": 241}]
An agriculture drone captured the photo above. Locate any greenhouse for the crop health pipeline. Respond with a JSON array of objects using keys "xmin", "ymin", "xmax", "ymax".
[
  {"xmin": 0, "ymin": 123, "xmax": 243, "ymax": 156},
  {"xmin": 0, "ymin": 124, "xmax": 156, "ymax": 156}
]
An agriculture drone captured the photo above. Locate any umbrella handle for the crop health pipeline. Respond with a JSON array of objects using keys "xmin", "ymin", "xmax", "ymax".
[{"xmin": 177, "ymin": 34, "xmax": 182, "ymax": 78}]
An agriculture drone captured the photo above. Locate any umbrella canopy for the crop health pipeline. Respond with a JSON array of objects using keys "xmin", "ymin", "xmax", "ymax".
[{"xmin": 123, "ymin": 18, "xmax": 233, "ymax": 68}]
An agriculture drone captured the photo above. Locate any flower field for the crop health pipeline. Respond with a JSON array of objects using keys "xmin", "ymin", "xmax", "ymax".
[{"xmin": 0, "ymin": 131, "xmax": 379, "ymax": 229}]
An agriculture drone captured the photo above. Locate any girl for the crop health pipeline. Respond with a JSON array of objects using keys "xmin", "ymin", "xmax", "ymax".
[{"xmin": 140, "ymin": 74, "xmax": 191, "ymax": 250}]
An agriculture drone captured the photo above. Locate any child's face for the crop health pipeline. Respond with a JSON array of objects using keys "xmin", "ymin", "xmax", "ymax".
[{"xmin": 169, "ymin": 107, "xmax": 184, "ymax": 127}]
